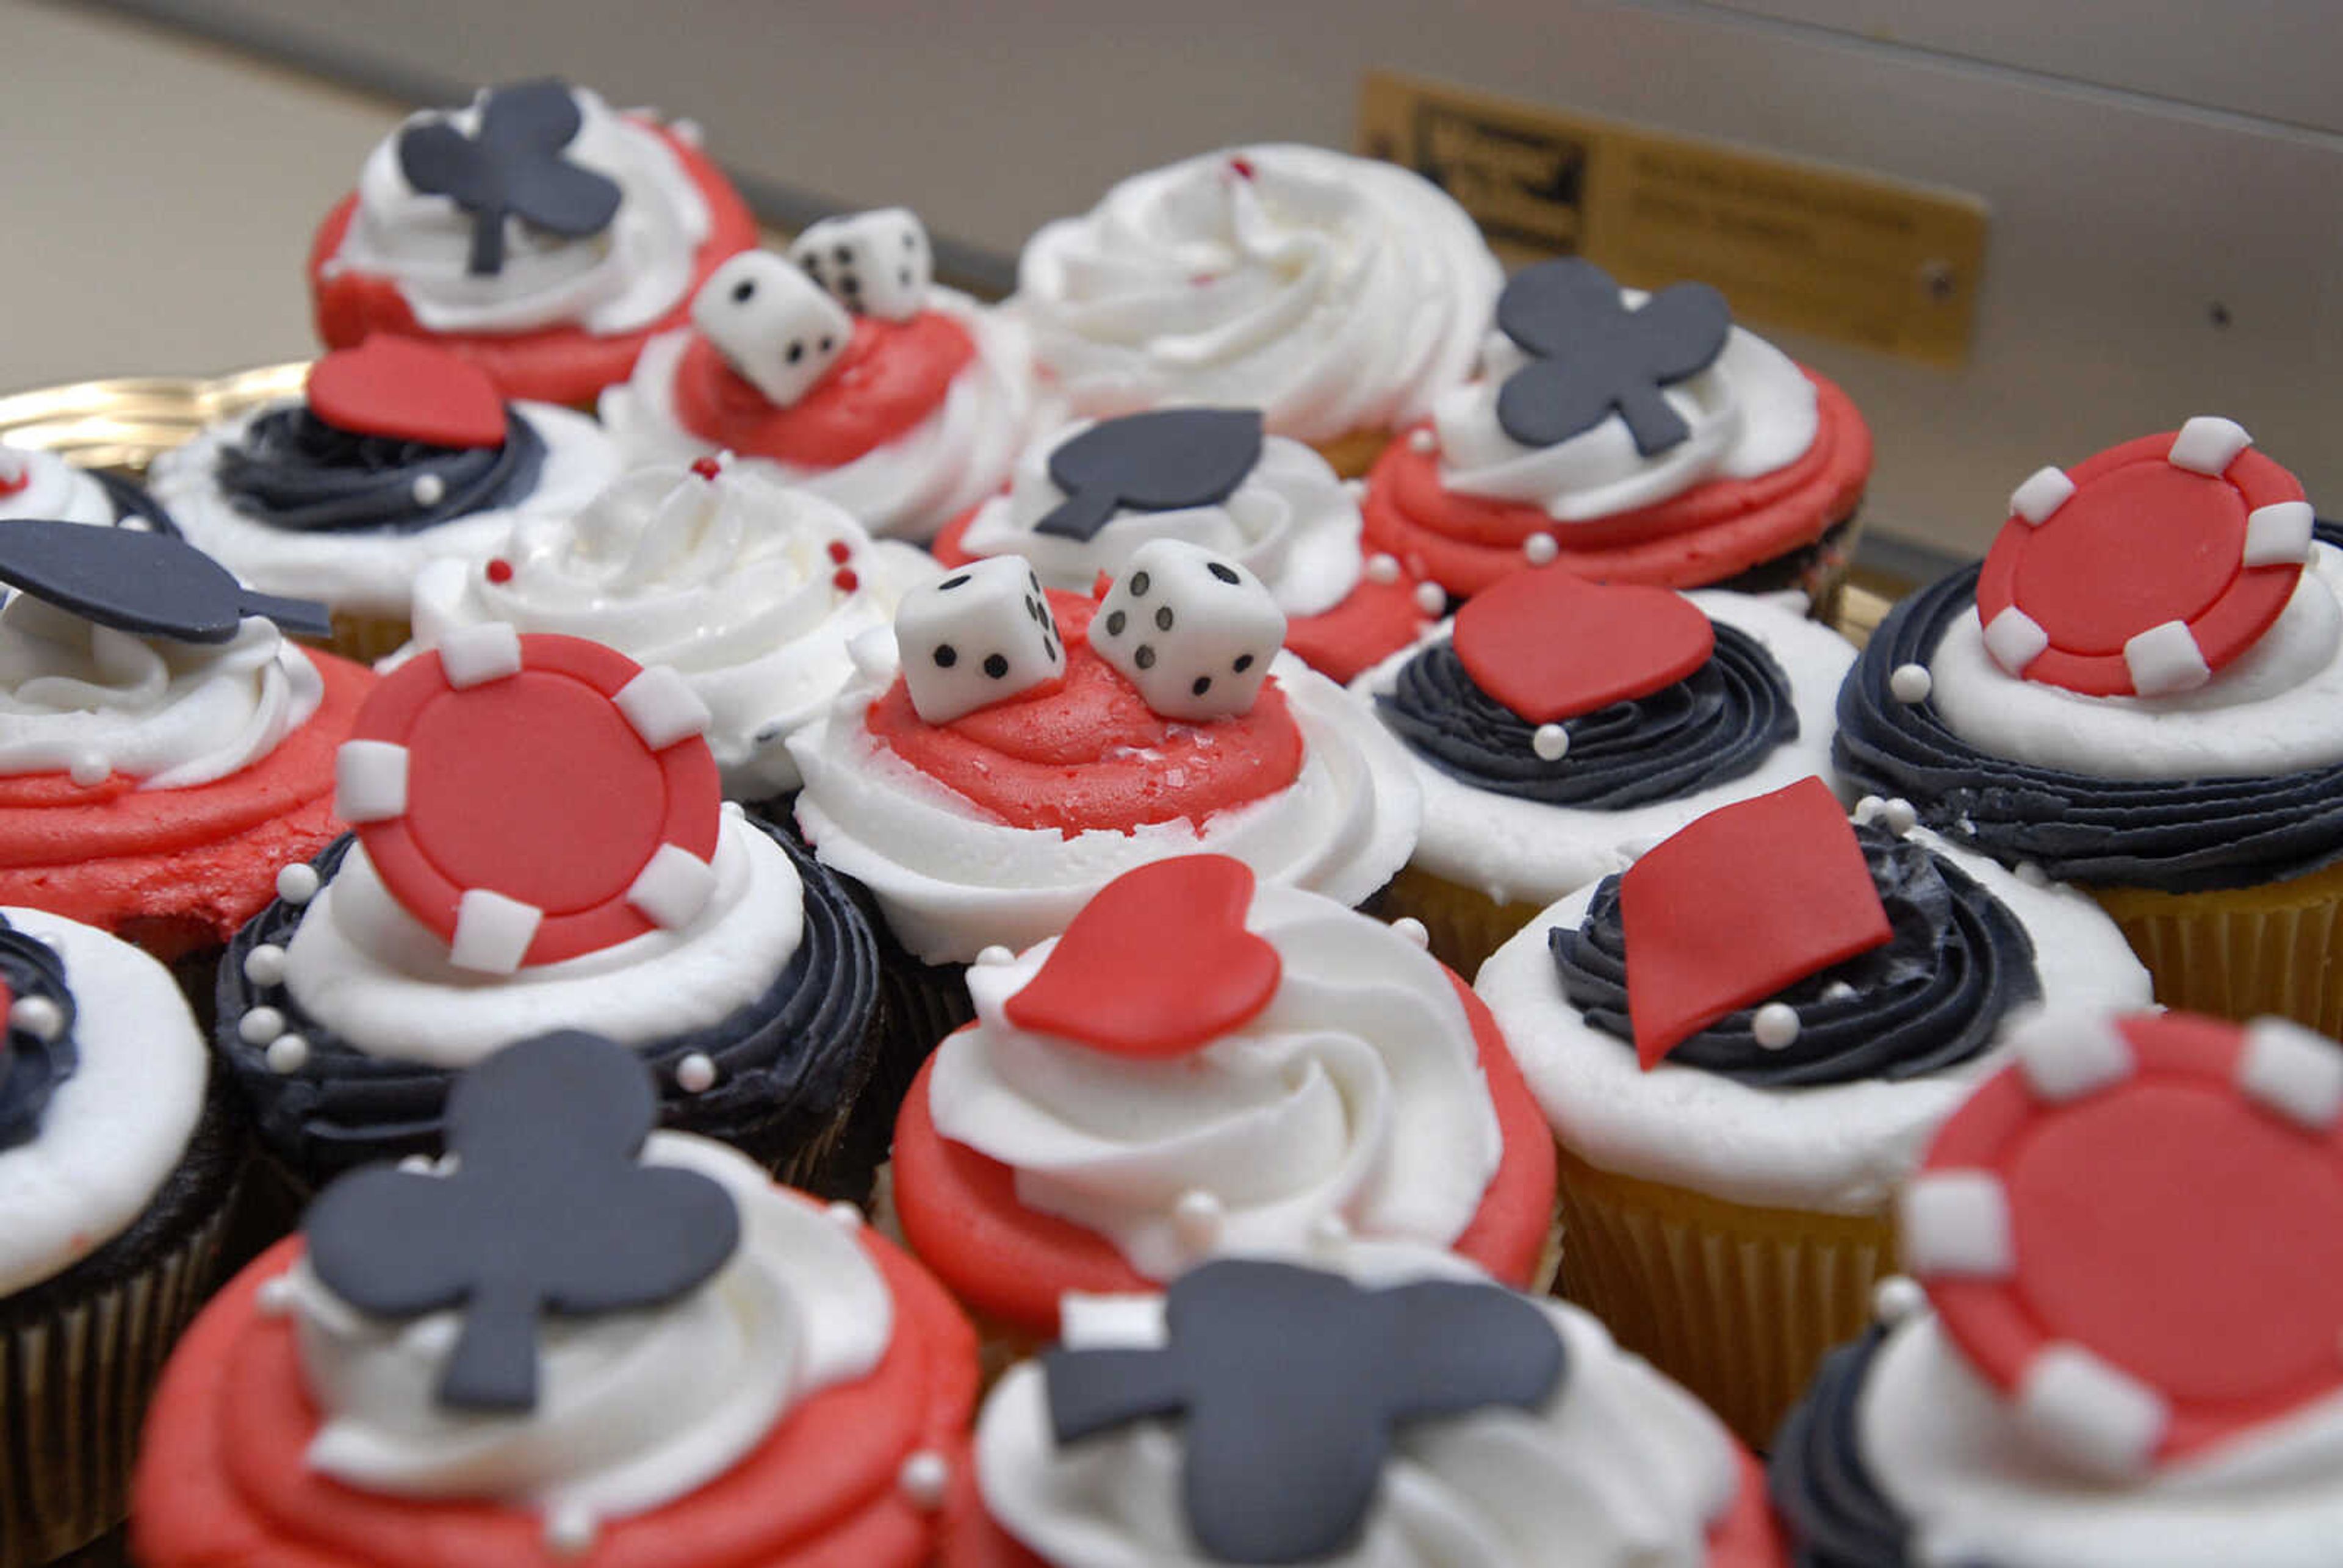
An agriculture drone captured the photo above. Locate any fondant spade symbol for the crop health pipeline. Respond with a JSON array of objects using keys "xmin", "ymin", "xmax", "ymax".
[
  {"xmin": 303, "ymin": 1032, "xmax": 740, "ymax": 1412},
  {"xmin": 1035, "ymin": 409, "xmax": 1266, "ymax": 542},
  {"xmin": 0, "ymin": 520, "xmax": 332, "ymax": 642},
  {"xmin": 398, "ymin": 78, "xmax": 625, "ymax": 278},
  {"xmin": 1493, "ymin": 258, "xmax": 1732, "ymax": 456},
  {"xmin": 1046, "ymin": 1259, "xmax": 1564, "ymax": 1563}
]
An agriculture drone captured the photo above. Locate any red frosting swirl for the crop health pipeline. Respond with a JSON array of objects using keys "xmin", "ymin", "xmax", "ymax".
[{"xmin": 671, "ymin": 313, "xmax": 976, "ymax": 468}]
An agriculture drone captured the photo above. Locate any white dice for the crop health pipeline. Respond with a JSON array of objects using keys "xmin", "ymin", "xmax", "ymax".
[
  {"xmin": 1091, "ymin": 540, "xmax": 1286, "ymax": 722},
  {"xmin": 895, "ymin": 555, "xmax": 1066, "ymax": 724},
  {"xmin": 690, "ymin": 251, "xmax": 852, "ymax": 408},
  {"xmin": 790, "ymin": 207, "xmax": 932, "ymax": 322}
]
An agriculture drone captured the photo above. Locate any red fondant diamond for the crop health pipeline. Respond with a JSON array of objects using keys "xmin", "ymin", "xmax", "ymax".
[
  {"xmin": 307, "ymin": 335, "xmax": 508, "ymax": 450},
  {"xmin": 1451, "ymin": 566, "xmax": 1715, "ymax": 725},
  {"xmin": 1620, "ymin": 777, "xmax": 1890, "ymax": 1070},
  {"xmin": 1004, "ymin": 855, "xmax": 1281, "ymax": 1058}
]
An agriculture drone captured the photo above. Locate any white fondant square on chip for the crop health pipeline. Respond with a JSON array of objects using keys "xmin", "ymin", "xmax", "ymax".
[
  {"xmin": 2008, "ymin": 466, "xmax": 2076, "ymax": 525},
  {"xmin": 437, "ymin": 622, "xmax": 525, "ymax": 689},
  {"xmin": 333, "ymin": 740, "xmax": 409, "ymax": 824},
  {"xmin": 2011, "ymin": 1009, "xmax": 2135, "ymax": 1102},
  {"xmin": 1900, "ymin": 1171, "xmax": 2014, "ymax": 1278},
  {"xmin": 2237, "ymin": 1019, "xmax": 2343, "ymax": 1129},
  {"xmin": 2017, "ymin": 1344, "xmax": 2169, "ymax": 1479},
  {"xmin": 448, "ymin": 888, "xmax": 542, "ymax": 973},
  {"xmin": 616, "ymin": 666, "xmax": 713, "ymax": 750},
  {"xmin": 2166, "ymin": 417, "xmax": 2252, "ymax": 476},
  {"xmin": 625, "ymin": 843, "xmax": 718, "ymax": 930}
]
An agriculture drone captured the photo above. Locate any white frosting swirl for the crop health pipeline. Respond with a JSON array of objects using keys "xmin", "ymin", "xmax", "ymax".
[
  {"xmin": 930, "ymin": 882, "xmax": 1500, "ymax": 1278},
  {"xmin": 0, "ymin": 907, "xmax": 208, "ymax": 1295},
  {"xmin": 1930, "ymin": 540, "xmax": 2343, "ymax": 780},
  {"xmin": 0, "ymin": 597, "xmax": 323, "ymax": 790},
  {"xmin": 0, "ymin": 445, "xmax": 115, "ymax": 527},
  {"xmin": 332, "ymin": 85, "xmax": 712, "ymax": 336},
  {"xmin": 1474, "ymin": 830, "xmax": 2152, "ymax": 1215},
  {"xmin": 288, "ymin": 1132, "xmax": 890, "ymax": 1527},
  {"xmin": 408, "ymin": 465, "xmax": 938, "ymax": 799},
  {"xmin": 1429, "ymin": 312, "xmax": 1819, "ymax": 520},
  {"xmin": 978, "ymin": 1247, "xmax": 1741, "ymax": 1568},
  {"xmin": 1860, "ymin": 1313, "xmax": 2343, "ymax": 1567},
  {"xmin": 279, "ymin": 815, "xmax": 806, "ymax": 1069},
  {"xmin": 149, "ymin": 402, "xmax": 619, "ymax": 619},
  {"xmin": 960, "ymin": 419, "xmax": 1364, "ymax": 617},
  {"xmin": 600, "ymin": 289, "xmax": 1040, "ymax": 542},
  {"xmin": 1017, "ymin": 145, "xmax": 1501, "ymax": 445},
  {"xmin": 786, "ymin": 655, "xmax": 1420, "ymax": 965}
]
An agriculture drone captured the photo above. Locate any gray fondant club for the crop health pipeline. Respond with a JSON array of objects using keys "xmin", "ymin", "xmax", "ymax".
[
  {"xmin": 397, "ymin": 78, "xmax": 624, "ymax": 278},
  {"xmin": 1492, "ymin": 257, "xmax": 1732, "ymax": 456}
]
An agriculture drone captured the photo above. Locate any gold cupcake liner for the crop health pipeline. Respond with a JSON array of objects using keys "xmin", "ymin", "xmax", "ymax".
[
  {"xmin": 1374, "ymin": 863, "xmax": 1550, "ymax": 982},
  {"xmin": 1309, "ymin": 426, "xmax": 1397, "ymax": 481},
  {"xmin": 2089, "ymin": 857, "xmax": 2343, "ymax": 1036},
  {"xmin": 1552, "ymin": 1144, "xmax": 1891, "ymax": 1451},
  {"xmin": 315, "ymin": 612, "xmax": 414, "ymax": 667}
]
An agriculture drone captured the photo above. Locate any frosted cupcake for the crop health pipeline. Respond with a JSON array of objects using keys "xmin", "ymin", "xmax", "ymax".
[
  {"xmin": 0, "ymin": 440, "xmax": 176, "ymax": 534},
  {"xmin": 602, "ymin": 210, "xmax": 1037, "ymax": 542},
  {"xmin": 149, "ymin": 336, "xmax": 619, "ymax": 661},
  {"xmin": 1361, "ymin": 258, "xmax": 1871, "ymax": 610},
  {"xmin": 406, "ymin": 457, "xmax": 937, "ymax": 804},
  {"xmin": 1016, "ymin": 145, "xmax": 1502, "ymax": 477},
  {"xmin": 934, "ymin": 408, "xmax": 1434, "ymax": 682},
  {"xmin": 308, "ymin": 77, "xmax": 758, "ymax": 406}
]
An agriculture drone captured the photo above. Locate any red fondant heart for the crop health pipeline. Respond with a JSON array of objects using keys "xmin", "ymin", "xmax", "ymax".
[
  {"xmin": 1621, "ymin": 777, "xmax": 1891, "ymax": 1070},
  {"xmin": 1451, "ymin": 566, "xmax": 1715, "ymax": 724},
  {"xmin": 307, "ymin": 335, "xmax": 508, "ymax": 450},
  {"xmin": 1004, "ymin": 855, "xmax": 1281, "ymax": 1058}
]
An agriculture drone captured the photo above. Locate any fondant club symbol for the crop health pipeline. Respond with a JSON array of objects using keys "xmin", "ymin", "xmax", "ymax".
[
  {"xmin": 398, "ymin": 79, "xmax": 624, "ymax": 278},
  {"xmin": 1046, "ymin": 1259, "xmax": 1564, "ymax": 1563},
  {"xmin": 1035, "ymin": 409, "xmax": 1265, "ymax": 542},
  {"xmin": 1493, "ymin": 258, "xmax": 1732, "ymax": 456},
  {"xmin": 303, "ymin": 1031, "xmax": 740, "ymax": 1412},
  {"xmin": 0, "ymin": 520, "xmax": 331, "ymax": 642}
]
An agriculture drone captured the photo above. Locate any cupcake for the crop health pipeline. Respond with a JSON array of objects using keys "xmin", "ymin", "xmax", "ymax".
[
  {"xmin": 1773, "ymin": 1009, "xmax": 2343, "ymax": 1566},
  {"xmin": 148, "ymin": 335, "xmax": 621, "ymax": 662},
  {"xmin": 934, "ymin": 408, "xmax": 1435, "ymax": 682},
  {"xmin": 1015, "ymin": 145, "xmax": 1502, "ymax": 478},
  {"xmin": 889, "ymin": 855, "xmax": 1557, "ymax": 1355},
  {"xmin": 0, "ymin": 907, "xmax": 243, "ymax": 1568},
  {"xmin": 600, "ymin": 210, "xmax": 1037, "ymax": 542},
  {"xmin": 0, "ymin": 440, "xmax": 176, "ymax": 534},
  {"xmin": 1836, "ymin": 419, "xmax": 2343, "ymax": 1031},
  {"xmin": 948, "ymin": 1247, "xmax": 1785, "ymax": 1566},
  {"xmin": 0, "ymin": 523, "xmax": 369, "ymax": 978},
  {"xmin": 134, "ymin": 1030, "xmax": 977, "ymax": 1568},
  {"xmin": 1477, "ymin": 776, "xmax": 2151, "ymax": 1446},
  {"xmin": 787, "ymin": 543, "xmax": 1419, "ymax": 1107},
  {"xmin": 405, "ymin": 456, "xmax": 938, "ymax": 806},
  {"xmin": 1359, "ymin": 258, "xmax": 1871, "ymax": 610},
  {"xmin": 1359, "ymin": 563, "xmax": 1855, "ymax": 976},
  {"xmin": 214, "ymin": 627, "xmax": 881, "ymax": 1194},
  {"xmin": 308, "ymin": 77, "xmax": 758, "ymax": 407}
]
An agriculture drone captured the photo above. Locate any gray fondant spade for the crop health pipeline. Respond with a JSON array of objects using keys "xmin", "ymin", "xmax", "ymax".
[
  {"xmin": 1494, "ymin": 258, "xmax": 1732, "ymax": 457},
  {"xmin": 303, "ymin": 1031, "xmax": 740, "ymax": 1412},
  {"xmin": 0, "ymin": 520, "xmax": 331, "ymax": 642},
  {"xmin": 1045, "ymin": 1259, "xmax": 1566, "ymax": 1564},
  {"xmin": 398, "ymin": 79, "xmax": 625, "ymax": 277},
  {"xmin": 1035, "ymin": 409, "xmax": 1267, "ymax": 542}
]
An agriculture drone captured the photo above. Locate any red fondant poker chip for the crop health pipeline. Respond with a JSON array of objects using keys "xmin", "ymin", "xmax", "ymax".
[
  {"xmin": 1004, "ymin": 855, "xmax": 1281, "ymax": 1059},
  {"xmin": 307, "ymin": 335, "xmax": 509, "ymax": 450},
  {"xmin": 1904, "ymin": 1010, "xmax": 2343, "ymax": 1475},
  {"xmin": 1974, "ymin": 419, "xmax": 2312, "ymax": 697},
  {"xmin": 334, "ymin": 628, "xmax": 721, "ymax": 973},
  {"xmin": 1619, "ymin": 777, "xmax": 1891, "ymax": 1070},
  {"xmin": 1452, "ymin": 566, "xmax": 1715, "ymax": 724}
]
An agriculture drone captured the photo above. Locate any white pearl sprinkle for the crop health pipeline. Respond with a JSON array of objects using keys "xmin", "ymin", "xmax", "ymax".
[
  {"xmin": 899, "ymin": 1450, "xmax": 951, "ymax": 1511},
  {"xmin": 120, "ymin": 516, "xmax": 153, "ymax": 533},
  {"xmin": 974, "ymin": 944, "xmax": 1016, "ymax": 968},
  {"xmin": 544, "ymin": 1505, "xmax": 597, "ymax": 1558},
  {"xmin": 397, "ymin": 1154, "xmax": 437, "ymax": 1173},
  {"xmin": 1388, "ymin": 916, "xmax": 1430, "ymax": 948},
  {"xmin": 1752, "ymin": 1003, "xmax": 1801, "ymax": 1050},
  {"xmin": 1413, "ymin": 581, "xmax": 1447, "ymax": 617},
  {"xmin": 1364, "ymin": 552, "xmax": 1403, "ymax": 586},
  {"xmin": 1344, "ymin": 478, "xmax": 1369, "ymax": 501},
  {"xmin": 267, "ymin": 1034, "xmax": 310, "ymax": 1074},
  {"xmin": 276, "ymin": 863, "xmax": 321, "ymax": 905},
  {"xmin": 1823, "ymin": 980, "xmax": 1858, "ymax": 1003},
  {"xmin": 1852, "ymin": 795, "xmax": 1885, "ymax": 825},
  {"xmin": 242, "ymin": 943, "xmax": 288, "ymax": 987},
  {"xmin": 256, "ymin": 1275, "xmax": 298, "ymax": 1316},
  {"xmin": 675, "ymin": 1052, "xmax": 718, "ymax": 1093},
  {"xmin": 1532, "ymin": 723, "xmax": 1569, "ymax": 762},
  {"xmin": 1173, "ymin": 1189, "xmax": 1225, "ymax": 1252},
  {"xmin": 67, "ymin": 752, "xmax": 109, "ymax": 788},
  {"xmin": 411, "ymin": 473, "xmax": 447, "ymax": 508},
  {"xmin": 1889, "ymin": 663, "xmax": 1933, "ymax": 704},
  {"xmin": 2015, "ymin": 861, "xmax": 2048, "ymax": 888},
  {"xmin": 1408, "ymin": 428, "xmax": 1438, "ymax": 455},
  {"xmin": 237, "ymin": 1007, "xmax": 286, "ymax": 1046},
  {"xmin": 1882, "ymin": 797, "xmax": 1919, "ymax": 835},
  {"xmin": 827, "ymin": 1200, "xmax": 865, "ymax": 1231},
  {"xmin": 1524, "ymin": 532, "xmax": 1559, "ymax": 566},
  {"xmin": 671, "ymin": 117, "xmax": 705, "ymax": 147},
  {"xmin": 8, "ymin": 996, "xmax": 61, "ymax": 1041},
  {"xmin": 1873, "ymin": 1274, "xmax": 1927, "ymax": 1326}
]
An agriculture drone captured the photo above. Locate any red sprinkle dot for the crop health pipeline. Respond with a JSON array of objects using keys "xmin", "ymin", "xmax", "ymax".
[
  {"xmin": 827, "ymin": 539, "xmax": 853, "ymax": 564},
  {"xmin": 690, "ymin": 456, "xmax": 724, "ymax": 481},
  {"xmin": 832, "ymin": 568, "xmax": 860, "ymax": 592},
  {"xmin": 1228, "ymin": 157, "xmax": 1256, "ymax": 180},
  {"xmin": 484, "ymin": 558, "xmax": 514, "ymax": 584}
]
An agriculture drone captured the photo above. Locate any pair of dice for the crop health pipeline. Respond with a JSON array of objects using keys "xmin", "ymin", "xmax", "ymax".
[
  {"xmin": 688, "ymin": 207, "xmax": 933, "ymax": 408},
  {"xmin": 898, "ymin": 541, "xmax": 1287, "ymax": 726}
]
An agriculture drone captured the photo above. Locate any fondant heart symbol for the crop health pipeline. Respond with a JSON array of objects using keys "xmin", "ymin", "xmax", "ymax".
[
  {"xmin": 1004, "ymin": 855, "xmax": 1281, "ymax": 1057},
  {"xmin": 1450, "ymin": 566, "xmax": 1715, "ymax": 724},
  {"xmin": 307, "ymin": 336, "xmax": 509, "ymax": 450}
]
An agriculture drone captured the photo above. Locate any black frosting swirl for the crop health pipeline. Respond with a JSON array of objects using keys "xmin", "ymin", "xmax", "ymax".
[
  {"xmin": 1375, "ymin": 622, "xmax": 1797, "ymax": 808},
  {"xmin": 0, "ymin": 916, "xmax": 78, "ymax": 1150},
  {"xmin": 1836, "ymin": 523, "xmax": 2343, "ymax": 893},
  {"xmin": 92, "ymin": 470, "xmax": 182, "ymax": 538},
  {"xmin": 1549, "ymin": 825, "xmax": 2039, "ymax": 1087},
  {"xmin": 214, "ymin": 405, "xmax": 547, "ymax": 535},
  {"xmin": 215, "ymin": 822, "xmax": 880, "ymax": 1182},
  {"xmin": 1769, "ymin": 1328, "xmax": 1923, "ymax": 1568}
]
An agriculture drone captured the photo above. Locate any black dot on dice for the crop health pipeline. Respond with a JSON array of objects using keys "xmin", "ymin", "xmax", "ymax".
[
  {"xmin": 904, "ymin": 233, "xmax": 916, "ymax": 250},
  {"xmin": 732, "ymin": 278, "xmax": 757, "ymax": 303},
  {"xmin": 1207, "ymin": 562, "xmax": 1240, "ymax": 585},
  {"xmin": 1233, "ymin": 653, "xmax": 1254, "ymax": 672},
  {"xmin": 834, "ymin": 245, "xmax": 852, "ymax": 264},
  {"xmin": 1155, "ymin": 605, "xmax": 1175, "ymax": 631},
  {"xmin": 1106, "ymin": 610, "xmax": 1126, "ymax": 636},
  {"xmin": 819, "ymin": 336, "xmax": 835, "ymax": 353},
  {"xmin": 843, "ymin": 273, "xmax": 862, "ymax": 295},
  {"xmin": 786, "ymin": 342, "xmax": 804, "ymax": 364},
  {"xmin": 933, "ymin": 644, "xmax": 958, "ymax": 668},
  {"xmin": 900, "ymin": 268, "xmax": 913, "ymax": 287},
  {"xmin": 984, "ymin": 653, "xmax": 1010, "ymax": 678},
  {"xmin": 940, "ymin": 574, "xmax": 970, "ymax": 591},
  {"xmin": 1192, "ymin": 676, "xmax": 1212, "ymax": 697},
  {"xmin": 1136, "ymin": 645, "xmax": 1156, "ymax": 670},
  {"xmin": 1045, "ymin": 635, "xmax": 1059, "ymax": 660},
  {"xmin": 1129, "ymin": 571, "xmax": 1150, "ymax": 597}
]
